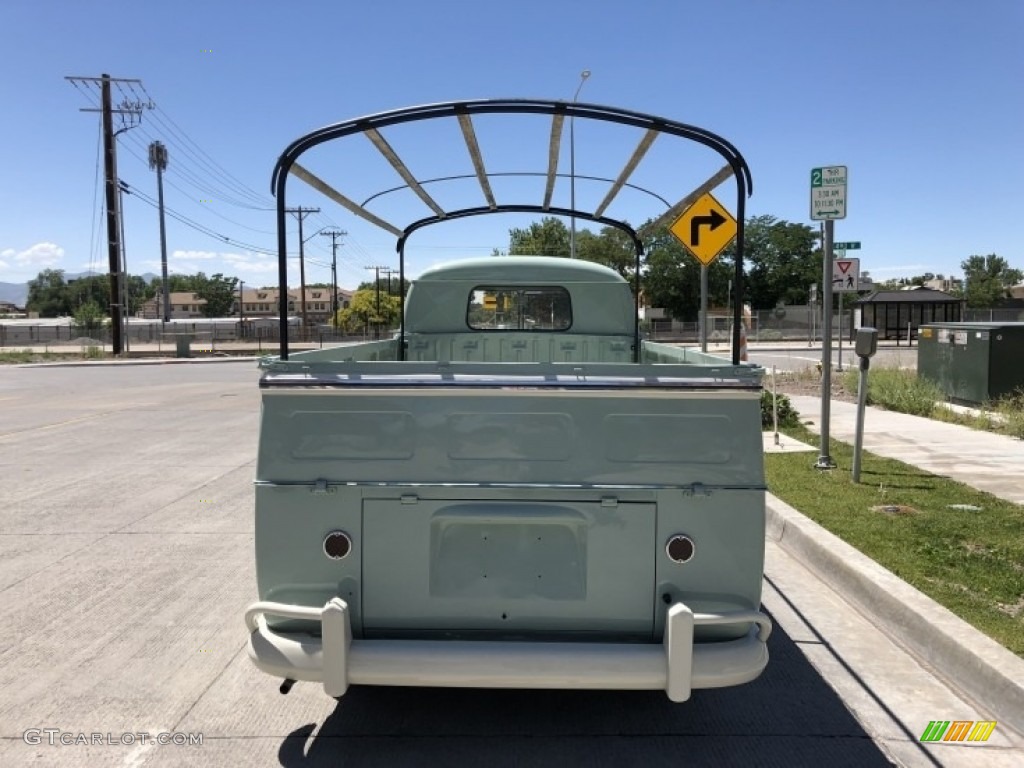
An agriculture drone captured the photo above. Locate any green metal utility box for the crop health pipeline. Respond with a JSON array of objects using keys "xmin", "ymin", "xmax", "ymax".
[
  {"xmin": 175, "ymin": 335, "xmax": 192, "ymax": 359},
  {"xmin": 918, "ymin": 322, "xmax": 1024, "ymax": 405}
]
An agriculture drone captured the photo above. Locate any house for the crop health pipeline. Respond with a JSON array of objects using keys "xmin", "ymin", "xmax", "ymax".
[
  {"xmin": 234, "ymin": 287, "xmax": 352, "ymax": 324},
  {"xmin": 924, "ymin": 277, "xmax": 963, "ymax": 294},
  {"xmin": 0, "ymin": 300, "xmax": 25, "ymax": 317},
  {"xmin": 139, "ymin": 287, "xmax": 353, "ymax": 323},
  {"xmin": 139, "ymin": 292, "xmax": 207, "ymax": 319}
]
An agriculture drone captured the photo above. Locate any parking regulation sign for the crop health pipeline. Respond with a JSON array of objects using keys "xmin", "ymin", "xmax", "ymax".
[{"xmin": 811, "ymin": 166, "xmax": 847, "ymax": 220}]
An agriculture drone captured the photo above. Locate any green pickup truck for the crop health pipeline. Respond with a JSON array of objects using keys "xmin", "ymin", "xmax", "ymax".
[{"xmin": 244, "ymin": 100, "xmax": 771, "ymax": 702}]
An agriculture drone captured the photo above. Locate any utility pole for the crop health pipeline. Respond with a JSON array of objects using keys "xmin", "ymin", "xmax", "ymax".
[
  {"xmin": 148, "ymin": 141, "xmax": 170, "ymax": 323},
  {"xmin": 238, "ymin": 280, "xmax": 245, "ymax": 337},
  {"xmin": 320, "ymin": 229, "xmax": 347, "ymax": 325},
  {"xmin": 382, "ymin": 269, "xmax": 397, "ymax": 297},
  {"xmin": 101, "ymin": 76, "xmax": 122, "ymax": 354},
  {"xmin": 286, "ymin": 206, "xmax": 320, "ymax": 338},
  {"xmin": 365, "ymin": 264, "xmax": 389, "ymax": 339},
  {"xmin": 66, "ymin": 74, "xmax": 151, "ymax": 355}
]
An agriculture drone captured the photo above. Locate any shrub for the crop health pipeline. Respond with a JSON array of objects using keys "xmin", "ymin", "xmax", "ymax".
[
  {"xmin": 994, "ymin": 390, "xmax": 1024, "ymax": 440},
  {"xmin": 758, "ymin": 328, "xmax": 783, "ymax": 341},
  {"xmin": 841, "ymin": 366, "xmax": 940, "ymax": 417},
  {"xmin": 762, "ymin": 389, "xmax": 799, "ymax": 429},
  {"xmin": 73, "ymin": 301, "xmax": 107, "ymax": 334}
]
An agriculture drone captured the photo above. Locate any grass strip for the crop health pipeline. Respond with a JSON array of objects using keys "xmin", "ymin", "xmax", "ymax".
[
  {"xmin": 0, "ymin": 349, "xmax": 108, "ymax": 365},
  {"xmin": 766, "ymin": 423, "xmax": 1024, "ymax": 657}
]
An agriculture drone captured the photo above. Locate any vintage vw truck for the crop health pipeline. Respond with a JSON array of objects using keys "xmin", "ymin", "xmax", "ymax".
[{"xmin": 245, "ymin": 100, "xmax": 771, "ymax": 702}]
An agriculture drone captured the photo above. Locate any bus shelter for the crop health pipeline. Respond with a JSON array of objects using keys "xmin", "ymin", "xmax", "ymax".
[{"xmin": 854, "ymin": 288, "xmax": 962, "ymax": 343}]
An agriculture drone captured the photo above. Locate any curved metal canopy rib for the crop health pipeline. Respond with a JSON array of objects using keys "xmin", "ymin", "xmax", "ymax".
[{"xmin": 271, "ymin": 99, "xmax": 753, "ymax": 361}]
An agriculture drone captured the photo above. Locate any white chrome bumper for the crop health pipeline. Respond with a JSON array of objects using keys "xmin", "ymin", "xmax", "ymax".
[{"xmin": 245, "ymin": 599, "xmax": 771, "ymax": 702}]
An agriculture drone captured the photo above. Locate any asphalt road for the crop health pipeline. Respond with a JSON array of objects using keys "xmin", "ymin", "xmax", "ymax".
[{"xmin": 1, "ymin": 361, "xmax": 1018, "ymax": 767}]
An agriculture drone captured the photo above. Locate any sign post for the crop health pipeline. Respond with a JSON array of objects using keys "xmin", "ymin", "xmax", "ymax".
[{"xmin": 810, "ymin": 166, "xmax": 847, "ymax": 470}]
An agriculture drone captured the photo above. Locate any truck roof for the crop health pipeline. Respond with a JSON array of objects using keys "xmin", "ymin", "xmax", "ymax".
[{"xmin": 415, "ymin": 256, "xmax": 626, "ymax": 284}]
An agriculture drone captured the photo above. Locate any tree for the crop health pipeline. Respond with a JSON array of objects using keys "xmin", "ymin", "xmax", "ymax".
[
  {"xmin": 640, "ymin": 222, "xmax": 732, "ymax": 321},
  {"xmin": 67, "ymin": 274, "xmax": 110, "ymax": 313},
  {"xmin": 335, "ymin": 288, "xmax": 400, "ymax": 332},
  {"xmin": 730, "ymin": 215, "xmax": 819, "ymax": 309},
  {"xmin": 356, "ymin": 276, "xmax": 410, "ymax": 300},
  {"xmin": 961, "ymin": 254, "xmax": 1023, "ymax": 308},
  {"xmin": 26, "ymin": 269, "xmax": 71, "ymax": 317},
  {"xmin": 508, "ymin": 217, "xmax": 570, "ymax": 257},
  {"xmin": 165, "ymin": 274, "xmax": 200, "ymax": 293},
  {"xmin": 193, "ymin": 272, "xmax": 238, "ymax": 317},
  {"xmin": 575, "ymin": 226, "xmax": 637, "ymax": 280},
  {"xmin": 126, "ymin": 275, "xmax": 155, "ymax": 315},
  {"xmin": 154, "ymin": 271, "xmax": 238, "ymax": 316}
]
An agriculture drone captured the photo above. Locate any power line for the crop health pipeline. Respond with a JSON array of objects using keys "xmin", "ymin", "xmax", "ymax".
[
  {"xmin": 75, "ymin": 79, "xmax": 276, "ymax": 212},
  {"xmin": 115, "ymin": 134, "xmax": 277, "ymax": 235},
  {"xmin": 119, "ymin": 123, "xmax": 275, "ymax": 211},
  {"xmin": 88, "ymin": 114, "xmax": 103, "ymax": 275},
  {"xmin": 132, "ymin": 81, "xmax": 274, "ymax": 207},
  {"xmin": 121, "ymin": 181, "xmax": 277, "ymax": 255}
]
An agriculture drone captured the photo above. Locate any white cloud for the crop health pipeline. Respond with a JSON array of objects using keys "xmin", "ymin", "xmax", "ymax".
[
  {"xmin": 222, "ymin": 251, "xmax": 277, "ymax": 273},
  {"xmin": 4, "ymin": 242, "xmax": 65, "ymax": 268},
  {"xmin": 234, "ymin": 261, "xmax": 278, "ymax": 273},
  {"xmin": 870, "ymin": 264, "xmax": 926, "ymax": 274},
  {"xmin": 136, "ymin": 250, "xmax": 279, "ymax": 277},
  {"xmin": 171, "ymin": 249, "xmax": 219, "ymax": 261},
  {"xmin": 0, "ymin": 260, "xmax": 8, "ymax": 270}
]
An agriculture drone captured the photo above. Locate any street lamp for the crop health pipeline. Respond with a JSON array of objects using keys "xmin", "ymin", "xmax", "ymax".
[{"xmin": 569, "ymin": 69, "xmax": 590, "ymax": 259}]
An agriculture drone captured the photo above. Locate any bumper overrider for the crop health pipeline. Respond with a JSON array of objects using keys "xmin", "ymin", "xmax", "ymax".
[{"xmin": 245, "ymin": 599, "xmax": 772, "ymax": 701}]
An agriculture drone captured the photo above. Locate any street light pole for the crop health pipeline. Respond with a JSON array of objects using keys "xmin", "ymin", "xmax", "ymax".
[{"xmin": 569, "ymin": 69, "xmax": 590, "ymax": 259}]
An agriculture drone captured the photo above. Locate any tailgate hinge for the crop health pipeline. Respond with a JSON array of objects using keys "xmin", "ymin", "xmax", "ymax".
[{"xmin": 311, "ymin": 479, "xmax": 335, "ymax": 495}]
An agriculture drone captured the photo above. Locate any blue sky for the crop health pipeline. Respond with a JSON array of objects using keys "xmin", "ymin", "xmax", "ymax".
[{"xmin": 1, "ymin": 0, "xmax": 1021, "ymax": 295}]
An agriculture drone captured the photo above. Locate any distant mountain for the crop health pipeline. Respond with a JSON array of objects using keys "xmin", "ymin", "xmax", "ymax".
[
  {"xmin": 0, "ymin": 282, "xmax": 27, "ymax": 307},
  {"xmin": 0, "ymin": 272, "xmax": 159, "ymax": 309}
]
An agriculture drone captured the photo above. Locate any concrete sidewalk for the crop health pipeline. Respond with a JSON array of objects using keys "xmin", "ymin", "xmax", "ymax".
[{"xmin": 788, "ymin": 395, "xmax": 1024, "ymax": 505}]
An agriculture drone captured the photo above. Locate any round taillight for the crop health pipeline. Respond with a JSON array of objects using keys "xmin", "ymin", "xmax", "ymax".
[
  {"xmin": 666, "ymin": 534, "xmax": 696, "ymax": 564},
  {"xmin": 323, "ymin": 530, "xmax": 352, "ymax": 560}
]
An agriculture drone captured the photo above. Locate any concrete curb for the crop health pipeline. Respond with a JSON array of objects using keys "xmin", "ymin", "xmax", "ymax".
[
  {"xmin": 14, "ymin": 356, "xmax": 264, "ymax": 368},
  {"xmin": 766, "ymin": 493, "xmax": 1024, "ymax": 735}
]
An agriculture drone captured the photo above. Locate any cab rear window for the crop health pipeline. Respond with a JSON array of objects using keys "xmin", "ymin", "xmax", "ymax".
[{"xmin": 467, "ymin": 287, "xmax": 572, "ymax": 331}]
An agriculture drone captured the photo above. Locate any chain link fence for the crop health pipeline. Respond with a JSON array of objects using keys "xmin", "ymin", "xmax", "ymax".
[
  {"xmin": 646, "ymin": 307, "xmax": 854, "ymax": 344},
  {"xmin": 0, "ymin": 319, "xmax": 387, "ymax": 351}
]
